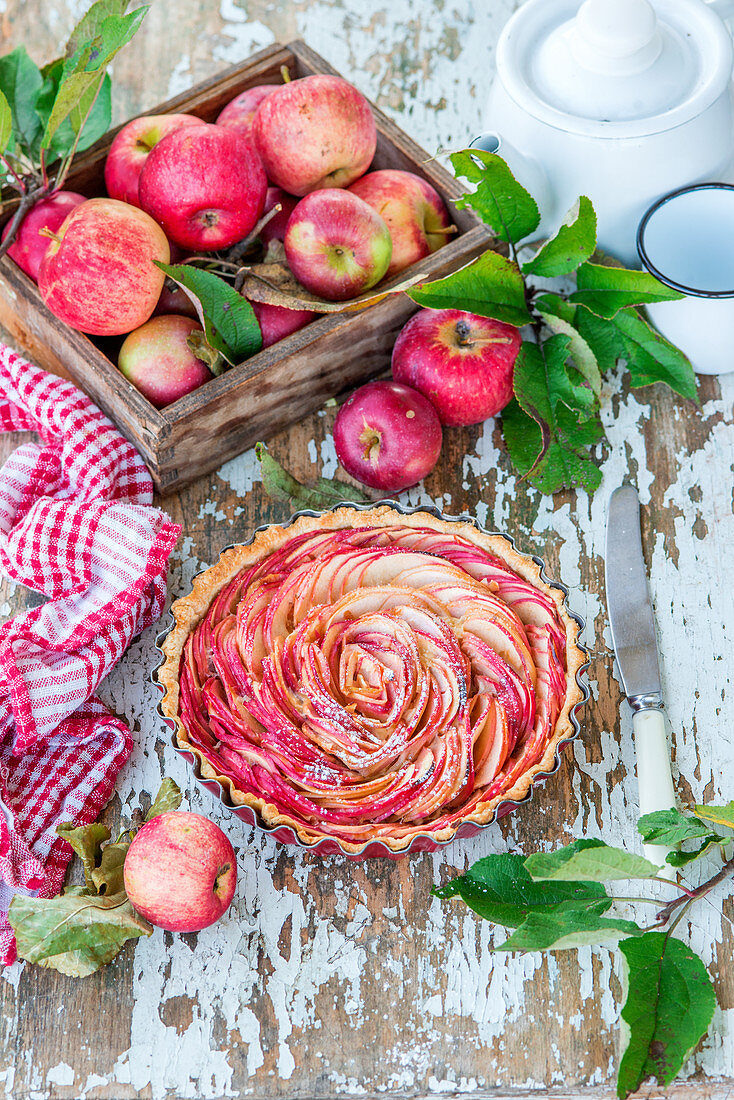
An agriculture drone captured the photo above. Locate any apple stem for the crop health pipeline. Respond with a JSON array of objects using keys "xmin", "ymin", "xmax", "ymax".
[
  {"xmin": 359, "ymin": 420, "xmax": 382, "ymax": 468},
  {"xmin": 228, "ymin": 203, "xmax": 283, "ymax": 265},
  {"xmin": 280, "ymin": 64, "xmax": 293, "ymax": 84},
  {"xmin": 38, "ymin": 226, "xmax": 63, "ymax": 244},
  {"xmin": 454, "ymin": 319, "xmax": 513, "ymax": 349},
  {"xmin": 431, "ymin": 224, "xmax": 459, "ymax": 237}
]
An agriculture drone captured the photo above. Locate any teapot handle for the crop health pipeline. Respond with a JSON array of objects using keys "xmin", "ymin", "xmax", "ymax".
[
  {"xmin": 706, "ymin": 0, "xmax": 734, "ymax": 22},
  {"xmin": 469, "ymin": 132, "xmax": 554, "ymax": 219}
]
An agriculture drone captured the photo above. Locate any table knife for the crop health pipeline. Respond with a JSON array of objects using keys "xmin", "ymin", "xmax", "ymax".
[{"xmin": 605, "ymin": 485, "xmax": 676, "ymax": 866}]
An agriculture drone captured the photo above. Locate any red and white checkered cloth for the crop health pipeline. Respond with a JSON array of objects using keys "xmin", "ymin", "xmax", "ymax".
[{"xmin": 0, "ymin": 344, "xmax": 180, "ymax": 965}]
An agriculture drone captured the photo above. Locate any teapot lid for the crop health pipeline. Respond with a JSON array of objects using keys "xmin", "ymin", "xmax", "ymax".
[{"xmin": 496, "ymin": 0, "xmax": 733, "ymax": 137}]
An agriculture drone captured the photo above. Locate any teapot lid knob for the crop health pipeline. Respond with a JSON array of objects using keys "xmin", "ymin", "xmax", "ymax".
[{"xmin": 572, "ymin": 0, "xmax": 662, "ymax": 74}]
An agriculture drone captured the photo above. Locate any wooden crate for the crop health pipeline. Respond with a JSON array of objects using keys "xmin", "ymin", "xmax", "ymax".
[{"xmin": 0, "ymin": 41, "xmax": 493, "ymax": 494}]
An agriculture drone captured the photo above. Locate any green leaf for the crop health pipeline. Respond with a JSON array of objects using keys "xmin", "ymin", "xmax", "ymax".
[
  {"xmin": 570, "ymin": 262, "xmax": 684, "ymax": 319},
  {"xmin": 0, "ymin": 90, "xmax": 12, "ymax": 155},
  {"xmin": 693, "ymin": 801, "xmax": 734, "ymax": 831},
  {"xmin": 90, "ymin": 841, "xmax": 129, "ymax": 896},
  {"xmin": 145, "ymin": 777, "xmax": 182, "ymax": 821},
  {"xmin": 0, "ymin": 46, "xmax": 44, "ymax": 155},
  {"xmin": 450, "ymin": 148, "xmax": 540, "ymax": 245},
  {"xmin": 9, "ymin": 891, "xmax": 152, "ymax": 978},
  {"xmin": 638, "ymin": 809, "xmax": 711, "ymax": 847},
  {"xmin": 611, "ymin": 309, "xmax": 697, "ymax": 401},
  {"xmin": 535, "ymin": 293, "xmax": 601, "ymax": 400},
  {"xmin": 501, "ymin": 399, "xmax": 543, "ymax": 479},
  {"xmin": 156, "ymin": 263, "xmax": 262, "ymax": 366},
  {"xmin": 525, "ymin": 838, "xmax": 661, "ymax": 882},
  {"xmin": 433, "ymin": 853, "xmax": 610, "ymax": 927},
  {"xmin": 41, "ymin": 7, "xmax": 148, "ymax": 153},
  {"xmin": 493, "ymin": 909, "xmax": 642, "ymax": 953},
  {"xmin": 256, "ymin": 443, "xmax": 371, "ymax": 509},
  {"xmin": 35, "ymin": 62, "xmax": 112, "ymax": 163},
  {"xmin": 665, "ymin": 840, "xmax": 724, "ymax": 868},
  {"xmin": 56, "ymin": 821, "xmax": 111, "ymax": 891},
  {"xmin": 64, "ymin": 0, "xmax": 132, "ymax": 60},
  {"xmin": 408, "ymin": 249, "xmax": 532, "ymax": 328},
  {"xmin": 522, "ymin": 196, "xmax": 597, "ymax": 278},
  {"xmin": 511, "ymin": 336, "xmax": 604, "ymax": 494},
  {"xmin": 618, "ymin": 933, "xmax": 716, "ymax": 1098}
]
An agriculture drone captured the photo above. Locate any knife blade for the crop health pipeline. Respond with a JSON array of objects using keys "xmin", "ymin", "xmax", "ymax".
[{"xmin": 605, "ymin": 485, "xmax": 676, "ymax": 866}]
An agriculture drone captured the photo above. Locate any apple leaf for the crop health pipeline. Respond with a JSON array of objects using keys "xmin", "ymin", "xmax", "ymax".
[
  {"xmin": 8, "ymin": 891, "xmax": 152, "ymax": 978},
  {"xmin": 0, "ymin": 90, "xmax": 12, "ymax": 155},
  {"xmin": 618, "ymin": 933, "xmax": 716, "ymax": 1098},
  {"xmin": 56, "ymin": 821, "xmax": 111, "ymax": 891},
  {"xmin": 433, "ymin": 853, "xmax": 610, "ymax": 927},
  {"xmin": 693, "ymin": 801, "xmax": 734, "ymax": 831},
  {"xmin": 157, "ymin": 263, "xmax": 262, "ymax": 366},
  {"xmin": 408, "ymin": 249, "xmax": 532, "ymax": 327},
  {"xmin": 525, "ymin": 838, "xmax": 661, "ymax": 882},
  {"xmin": 240, "ymin": 259, "xmax": 427, "ymax": 314},
  {"xmin": 0, "ymin": 46, "xmax": 44, "ymax": 156},
  {"xmin": 638, "ymin": 809, "xmax": 711, "ymax": 847},
  {"xmin": 522, "ymin": 196, "xmax": 597, "ymax": 278},
  {"xmin": 34, "ymin": 60, "xmax": 112, "ymax": 163},
  {"xmin": 535, "ymin": 293, "xmax": 601, "ymax": 401},
  {"xmin": 65, "ymin": 0, "xmax": 134, "ymax": 60},
  {"xmin": 90, "ymin": 841, "xmax": 129, "ymax": 896},
  {"xmin": 449, "ymin": 148, "xmax": 540, "ymax": 245},
  {"xmin": 569, "ymin": 262, "xmax": 684, "ymax": 319},
  {"xmin": 145, "ymin": 777, "xmax": 182, "ymax": 821},
  {"xmin": 493, "ymin": 908, "xmax": 643, "ymax": 953},
  {"xmin": 256, "ymin": 443, "xmax": 371, "ymax": 509}
]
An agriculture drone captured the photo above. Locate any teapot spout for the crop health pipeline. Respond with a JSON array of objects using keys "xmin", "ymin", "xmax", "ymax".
[{"xmin": 469, "ymin": 132, "xmax": 555, "ymax": 227}]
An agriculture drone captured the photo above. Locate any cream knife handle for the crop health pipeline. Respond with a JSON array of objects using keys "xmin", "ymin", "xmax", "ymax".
[{"xmin": 633, "ymin": 706, "xmax": 676, "ymax": 867}]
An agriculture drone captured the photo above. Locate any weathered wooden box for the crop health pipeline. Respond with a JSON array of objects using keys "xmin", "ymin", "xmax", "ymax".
[{"xmin": 0, "ymin": 41, "xmax": 492, "ymax": 494}]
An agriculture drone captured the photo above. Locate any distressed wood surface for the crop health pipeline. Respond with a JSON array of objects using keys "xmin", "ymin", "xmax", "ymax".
[{"xmin": 1, "ymin": 2, "xmax": 734, "ymax": 1098}]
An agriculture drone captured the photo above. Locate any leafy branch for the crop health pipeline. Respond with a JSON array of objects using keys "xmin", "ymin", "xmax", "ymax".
[
  {"xmin": 435, "ymin": 804, "xmax": 734, "ymax": 1096},
  {"xmin": 0, "ymin": 0, "xmax": 148, "ymax": 260},
  {"xmin": 8, "ymin": 778, "xmax": 181, "ymax": 977},
  {"xmin": 408, "ymin": 149, "xmax": 697, "ymax": 495}
]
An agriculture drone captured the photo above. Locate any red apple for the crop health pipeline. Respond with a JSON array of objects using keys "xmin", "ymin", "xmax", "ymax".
[
  {"xmin": 138, "ymin": 123, "xmax": 267, "ymax": 250},
  {"xmin": 216, "ymin": 85, "xmax": 276, "ymax": 138},
  {"xmin": 118, "ymin": 315, "xmax": 212, "ymax": 407},
  {"xmin": 153, "ymin": 277, "xmax": 198, "ymax": 319},
  {"xmin": 252, "ymin": 74, "xmax": 376, "ymax": 196},
  {"xmin": 251, "ymin": 300, "xmax": 313, "ymax": 347},
  {"xmin": 349, "ymin": 170, "xmax": 453, "ymax": 277},
  {"xmin": 38, "ymin": 198, "xmax": 169, "ymax": 336},
  {"xmin": 104, "ymin": 113, "xmax": 205, "ymax": 208},
  {"xmin": 333, "ymin": 379, "xmax": 442, "ymax": 491},
  {"xmin": 284, "ymin": 189, "xmax": 392, "ymax": 301},
  {"xmin": 123, "ymin": 811, "xmax": 237, "ymax": 933},
  {"xmin": 391, "ymin": 308, "xmax": 521, "ymax": 425},
  {"xmin": 260, "ymin": 186, "xmax": 298, "ymax": 250},
  {"xmin": 1, "ymin": 190, "xmax": 86, "ymax": 282}
]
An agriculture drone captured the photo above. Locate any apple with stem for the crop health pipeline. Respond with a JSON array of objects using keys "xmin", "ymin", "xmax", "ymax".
[
  {"xmin": 1, "ymin": 190, "xmax": 85, "ymax": 281},
  {"xmin": 38, "ymin": 198, "xmax": 169, "ymax": 336},
  {"xmin": 252, "ymin": 74, "xmax": 376, "ymax": 195},
  {"xmin": 391, "ymin": 308, "xmax": 521, "ymax": 425},
  {"xmin": 123, "ymin": 811, "xmax": 237, "ymax": 933},
  {"xmin": 104, "ymin": 113, "xmax": 205, "ymax": 208},
  {"xmin": 348, "ymin": 169, "xmax": 455, "ymax": 277},
  {"xmin": 284, "ymin": 189, "xmax": 392, "ymax": 301}
]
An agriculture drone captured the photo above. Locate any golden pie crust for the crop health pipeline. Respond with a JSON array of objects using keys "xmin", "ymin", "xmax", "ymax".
[{"xmin": 157, "ymin": 506, "xmax": 586, "ymax": 853}]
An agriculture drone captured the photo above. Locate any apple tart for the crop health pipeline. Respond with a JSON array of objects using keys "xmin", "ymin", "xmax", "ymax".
[{"xmin": 157, "ymin": 506, "xmax": 586, "ymax": 854}]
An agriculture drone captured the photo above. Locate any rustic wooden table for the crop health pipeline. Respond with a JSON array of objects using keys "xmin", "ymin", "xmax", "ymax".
[{"xmin": 1, "ymin": 2, "xmax": 734, "ymax": 1098}]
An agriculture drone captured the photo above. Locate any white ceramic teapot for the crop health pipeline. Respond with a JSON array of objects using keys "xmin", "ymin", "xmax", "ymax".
[{"xmin": 481, "ymin": 0, "xmax": 734, "ymax": 265}]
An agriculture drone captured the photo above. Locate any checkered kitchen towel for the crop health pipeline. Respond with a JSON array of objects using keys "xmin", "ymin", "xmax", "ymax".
[{"xmin": 0, "ymin": 344, "xmax": 180, "ymax": 965}]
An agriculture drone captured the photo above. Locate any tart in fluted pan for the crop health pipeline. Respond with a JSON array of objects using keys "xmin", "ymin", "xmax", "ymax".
[{"xmin": 158, "ymin": 507, "xmax": 585, "ymax": 853}]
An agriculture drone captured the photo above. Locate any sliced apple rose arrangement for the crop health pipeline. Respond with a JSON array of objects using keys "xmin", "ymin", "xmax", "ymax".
[{"xmin": 158, "ymin": 508, "xmax": 586, "ymax": 854}]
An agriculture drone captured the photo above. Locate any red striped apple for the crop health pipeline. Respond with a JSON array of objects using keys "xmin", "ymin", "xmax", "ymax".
[
  {"xmin": 391, "ymin": 308, "xmax": 521, "ymax": 426},
  {"xmin": 104, "ymin": 113, "xmax": 205, "ymax": 208},
  {"xmin": 138, "ymin": 123, "xmax": 267, "ymax": 250},
  {"xmin": 38, "ymin": 198, "xmax": 169, "ymax": 336},
  {"xmin": 1, "ymin": 190, "xmax": 85, "ymax": 282},
  {"xmin": 252, "ymin": 74, "xmax": 376, "ymax": 195},
  {"xmin": 349, "ymin": 169, "xmax": 453, "ymax": 277},
  {"xmin": 118, "ymin": 315, "xmax": 212, "ymax": 407},
  {"xmin": 251, "ymin": 300, "xmax": 314, "ymax": 346},
  {"xmin": 284, "ymin": 189, "xmax": 392, "ymax": 301},
  {"xmin": 216, "ymin": 85, "xmax": 275, "ymax": 137},
  {"xmin": 123, "ymin": 811, "xmax": 237, "ymax": 933}
]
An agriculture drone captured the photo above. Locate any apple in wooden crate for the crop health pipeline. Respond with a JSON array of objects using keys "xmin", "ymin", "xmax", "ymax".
[
  {"xmin": 124, "ymin": 811, "xmax": 237, "ymax": 933},
  {"xmin": 392, "ymin": 308, "xmax": 521, "ymax": 425},
  {"xmin": 349, "ymin": 169, "xmax": 453, "ymax": 276},
  {"xmin": 139, "ymin": 123, "xmax": 267, "ymax": 250},
  {"xmin": 1, "ymin": 190, "xmax": 86, "ymax": 282},
  {"xmin": 118, "ymin": 314, "xmax": 212, "ymax": 407},
  {"xmin": 251, "ymin": 301, "xmax": 314, "ymax": 347},
  {"xmin": 260, "ymin": 186, "xmax": 298, "ymax": 250},
  {"xmin": 216, "ymin": 84, "xmax": 276, "ymax": 137},
  {"xmin": 252, "ymin": 74, "xmax": 377, "ymax": 194},
  {"xmin": 38, "ymin": 198, "xmax": 169, "ymax": 336},
  {"xmin": 285, "ymin": 189, "xmax": 392, "ymax": 300},
  {"xmin": 104, "ymin": 113, "xmax": 205, "ymax": 208}
]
